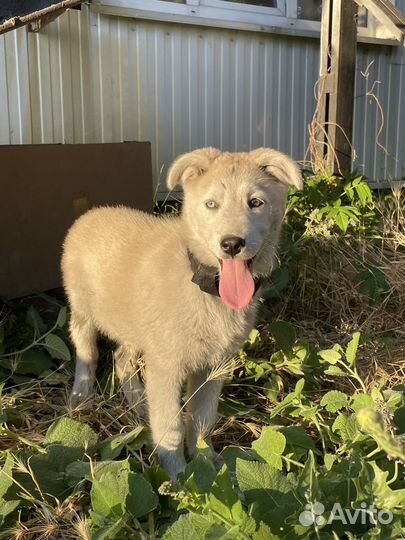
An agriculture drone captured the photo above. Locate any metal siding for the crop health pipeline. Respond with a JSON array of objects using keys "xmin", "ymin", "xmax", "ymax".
[{"xmin": 0, "ymin": 4, "xmax": 404, "ymax": 191}]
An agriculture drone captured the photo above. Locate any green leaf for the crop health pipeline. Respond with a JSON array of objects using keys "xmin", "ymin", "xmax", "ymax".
[
  {"xmin": 46, "ymin": 417, "xmax": 98, "ymax": 451},
  {"xmin": 98, "ymin": 426, "xmax": 146, "ymax": 460},
  {"xmin": 184, "ymin": 453, "xmax": 217, "ymax": 494},
  {"xmin": 56, "ymin": 307, "xmax": 67, "ymax": 328},
  {"xmin": 44, "ymin": 334, "xmax": 71, "ymax": 361},
  {"xmin": 332, "ymin": 413, "xmax": 359, "ymax": 442},
  {"xmin": 275, "ymin": 426, "xmax": 316, "ymax": 459},
  {"xmin": 0, "ymin": 453, "xmax": 14, "ymax": 499},
  {"xmin": 318, "ymin": 349, "xmax": 341, "ymax": 365},
  {"xmin": 91, "ymin": 471, "xmax": 127, "ymax": 519},
  {"xmin": 357, "ymin": 408, "xmax": 405, "ymax": 461},
  {"xmin": 163, "ymin": 513, "xmax": 215, "ymax": 540},
  {"xmin": 252, "ymin": 426, "xmax": 286, "ymax": 470},
  {"xmin": 269, "ymin": 321, "xmax": 296, "ymax": 357},
  {"xmin": 335, "ymin": 210, "xmax": 349, "ymax": 232},
  {"xmin": 207, "ymin": 465, "xmax": 253, "ymax": 530},
  {"xmin": 252, "ymin": 522, "xmax": 280, "ymax": 540},
  {"xmin": 320, "ymin": 390, "xmax": 349, "ymax": 413},
  {"xmin": 26, "ymin": 306, "xmax": 46, "ymax": 335},
  {"xmin": 346, "ymin": 332, "xmax": 360, "ymax": 366},
  {"xmin": 351, "ymin": 393, "xmax": 375, "ymax": 413},
  {"xmin": 0, "ymin": 349, "xmax": 52, "ymax": 376},
  {"xmin": 324, "ymin": 365, "xmax": 347, "ymax": 377},
  {"xmin": 370, "ymin": 462, "xmax": 405, "ymax": 510},
  {"xmin": 91, "ymin": 517, "xmax": 127, "ymax": 540},
  {"xmin": 0, "ymin": 499, "xmax": 20, "ymax": 524},
  {"xmin": 236, "ymin": 459, "xmax": 296, "ymax": 531},
  {"xmin": 126, "ymin": 471, "xmax": 158, "ymax": 518}
]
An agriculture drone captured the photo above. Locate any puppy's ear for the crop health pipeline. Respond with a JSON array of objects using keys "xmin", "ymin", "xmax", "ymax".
[
  {"xmin": 166, "ymin": 147, "xmax": 221, "ymax": 191},
  {"xmin": 249, "ymin": 148, "xmax": 303, "ymax": 190}
]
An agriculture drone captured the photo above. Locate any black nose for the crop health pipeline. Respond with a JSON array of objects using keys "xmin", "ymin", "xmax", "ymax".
[{"xmin": 220, "ymin": 236, "xmax": 246, "ymax": 257}]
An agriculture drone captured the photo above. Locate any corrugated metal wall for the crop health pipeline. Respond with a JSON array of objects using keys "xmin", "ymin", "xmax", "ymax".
[{"xmin": 0, "ymin": 4, "xmax": 404, "ymax": 193}]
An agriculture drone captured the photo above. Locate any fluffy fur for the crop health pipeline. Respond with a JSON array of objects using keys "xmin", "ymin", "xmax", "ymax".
[{"xmin": 61, "ymin": 147, "xmax": 302, "ymax": 478}]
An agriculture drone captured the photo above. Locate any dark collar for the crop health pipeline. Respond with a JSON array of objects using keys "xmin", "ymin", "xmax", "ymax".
[{"xmin": 187, "ymin": 250, "xmax": 264, "ymax": 298}]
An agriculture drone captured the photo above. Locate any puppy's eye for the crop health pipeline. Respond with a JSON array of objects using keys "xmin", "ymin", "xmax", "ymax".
[
  {"xmin": 205, "ymin": 200, "xmax": 218, "ymax": 209},
  {"xmin": 249, "ymin": 198, "xmax": 264, "ymax": 208}
]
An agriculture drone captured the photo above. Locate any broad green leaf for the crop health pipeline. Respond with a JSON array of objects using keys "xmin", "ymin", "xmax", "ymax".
[
  {"xmin": 346, "ymin": 332, "xmax": 360, "ymax": 366},
  {"xmin": 208, "ymin": 465, "xmax": 249, "ymax": 527},
  {"xmin": 335, "ymin": 210, "xmax": 349, "ymax": 232},
  {"xmin": 236, "ymin": 459, "xmax": 295, "ymax": 531},
  {"xmin": 320, "ymin": 390, "xmax": 349, "ymax": 413},
  {"xmin": 332, "ymin": 413, "xmax": 359, "ymax": 442},
  {"xmin": 269, "ymin": 321, "xmax": 296, "ymax": 357},
  {"xmin": 0, "ymin": 349, "xmax": 52, "ymax": 376},
  {"xmin": 91, "ymin": 470, "xmax": 127, "ymax": 519},
  {"xmin": 318, "ymin": 349, "xmax": 341, "ymax": 365},
  {"xmin": 44, "ymin": 334, "xmax": 71, "ymax": 361},
  {"xmin": 126, "ymin": 471, "xmax": 158, "ymax": 518},
  {"xmin": 163, "ymin": 513, "xmax": 215, "ymax": 540},
  {"xmin": 236, "ymin": 459, "xmax": 291, "ymax": 500},
  {"xmin": 46, "ymin": 417, "xmax": 98, "ymax": 451},
  {"xmin": 351, "ymin": 393, "xmax": 375, "ymax": 413},
  {"xmin": 184, "ymin": 454, "xmax": 217, "ymax": 494},
  {"xmin": 275, "ymin": 426, "xmax": 316, "ymax": 458},
  {"xmin": 252, "ymin": 426, "xmax": 286, "ymax": 470}
]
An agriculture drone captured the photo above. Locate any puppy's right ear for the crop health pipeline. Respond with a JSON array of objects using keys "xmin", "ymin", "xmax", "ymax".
[{"xmin": 166, "ymin": 147, "xmax": 221, "ymax": 191}]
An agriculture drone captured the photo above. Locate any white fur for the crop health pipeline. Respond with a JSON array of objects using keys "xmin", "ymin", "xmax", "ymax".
[{"xmin": 62, "ymin": 147, "xmax": 301, "ymax": 478}]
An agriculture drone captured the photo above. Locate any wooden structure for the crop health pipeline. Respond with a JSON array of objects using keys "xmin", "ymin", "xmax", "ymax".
[
  {"xmin": 318, "ymin": 0, "xmax": 405, "ymax": 175},
  {"xmin": 0, "ymin": 0, "xmax": 84, "ymax": 35}
]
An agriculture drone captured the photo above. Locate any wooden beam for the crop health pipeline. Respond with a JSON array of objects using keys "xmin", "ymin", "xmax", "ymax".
[
  {"xmin": 0, "ymin": 0, "xmax": 84, "ymax": 36},
  {"xmin": 317, "ymin": 0, "xmax": 358, "ymax": 175},
  {"xmin": 355, "ymin": 0, "xmax": 405, "ymax": 45}
]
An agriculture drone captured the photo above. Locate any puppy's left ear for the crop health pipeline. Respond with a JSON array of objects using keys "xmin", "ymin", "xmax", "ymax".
[{"xmin": 250, "ymin": 148, "xmax": 303, "ymax": 190}]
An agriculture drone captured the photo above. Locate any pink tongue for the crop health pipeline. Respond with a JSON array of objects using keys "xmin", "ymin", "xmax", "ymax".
[{"xmin": 219, "ymin": 259, "xmax": 255, "ymax": 310}]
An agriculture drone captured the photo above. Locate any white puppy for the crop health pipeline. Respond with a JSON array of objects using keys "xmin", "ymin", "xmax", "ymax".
[{"xmin": 62, "ymin": 147, "xmax": 302, "ymax": 478}]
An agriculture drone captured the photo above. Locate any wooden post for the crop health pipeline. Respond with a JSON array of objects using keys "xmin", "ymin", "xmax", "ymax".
[{"xmin": 317, "ymin": 0, "xmax": 358, "ymax": 175}]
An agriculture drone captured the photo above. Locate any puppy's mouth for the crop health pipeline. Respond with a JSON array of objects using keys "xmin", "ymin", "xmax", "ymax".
[{"xmin": 218, "ymin": 257, "xmax": 255, "ymax": 311}]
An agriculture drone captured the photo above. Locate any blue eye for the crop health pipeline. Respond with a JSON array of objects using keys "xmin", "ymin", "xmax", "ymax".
[
  {"xmin": 205, "ymin": 200, "xmax": 218, "ymax": 209},
  {"xmin": 249, "ymin": 198, "xmax": 264, "ymax": 209}
]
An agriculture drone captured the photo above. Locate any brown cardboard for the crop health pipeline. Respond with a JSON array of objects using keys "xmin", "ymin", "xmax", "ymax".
[{"xmin": 0, "ymin": 142, "xmax": 153, "ymax": 298}]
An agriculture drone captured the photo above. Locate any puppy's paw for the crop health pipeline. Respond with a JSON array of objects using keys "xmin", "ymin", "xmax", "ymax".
[
  {"xmin": 158, "ymin": 448, "xmax": 186, "ymax": 480},
  {"xmin": 70, "ymin": 381, "xmax": 94, "ymax": 408}
]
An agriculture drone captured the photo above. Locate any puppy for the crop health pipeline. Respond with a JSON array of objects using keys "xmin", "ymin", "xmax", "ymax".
[{"xmin": 62, "ymin": 147, "xmax": 302, "ymax": 478}]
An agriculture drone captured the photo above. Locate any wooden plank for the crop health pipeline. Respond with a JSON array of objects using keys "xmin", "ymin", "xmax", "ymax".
[
  {"xmin": 355, "ymin": 0, "xmax": 405, "ymax": 44},
  {"xmin": 316, "ymin": 0, "xmax": 357, "ymax": 174},
  {"xmin": 0, "ymin": 0, "xmax": 84, "ymax": 35}
]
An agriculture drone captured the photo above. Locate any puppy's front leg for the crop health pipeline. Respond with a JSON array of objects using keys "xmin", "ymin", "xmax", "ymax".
[
  {"xmin": 145, "ymin": 364, "xmax": 186, "ymax": 479},
  {"xmin": 185, "ymin": 369, "xmax": 223, "ymax": 458}
]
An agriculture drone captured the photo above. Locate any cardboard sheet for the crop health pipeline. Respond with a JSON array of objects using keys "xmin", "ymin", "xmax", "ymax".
[{"xmin": 0, "ymin": 142, "xmax": 153, "ymax": 298}]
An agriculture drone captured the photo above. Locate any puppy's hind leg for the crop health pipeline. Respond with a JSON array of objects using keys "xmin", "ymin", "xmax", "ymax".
[
  {"xmin": 115, "ymin": 345, "xmax": 146, "ymax": 417},
  {"xmin": 70, "ymin": 312, "xmax": 99, "ymax": 405}
]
